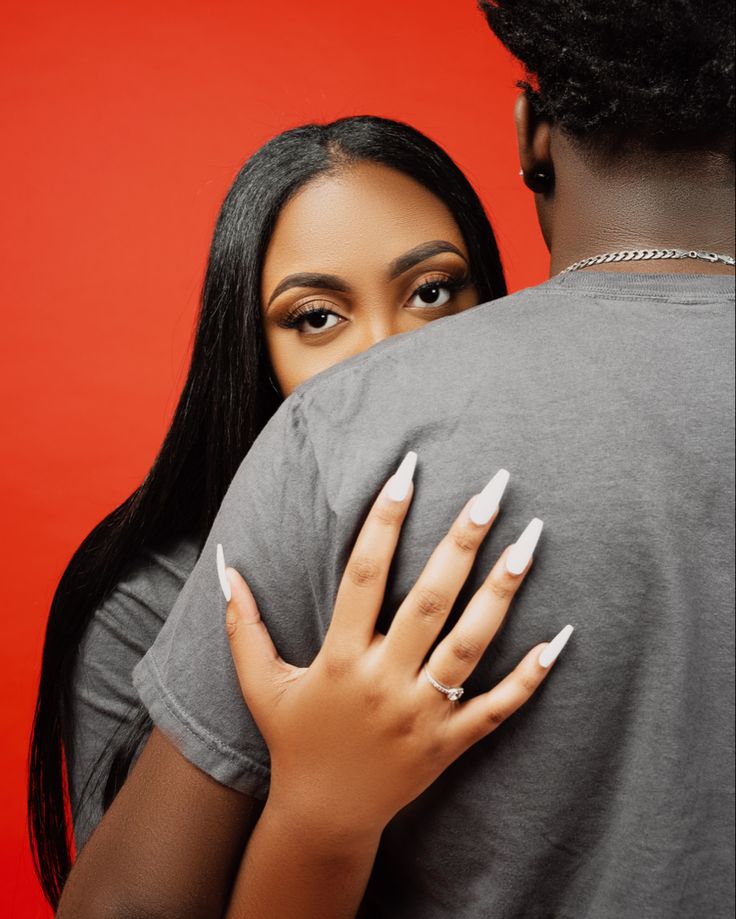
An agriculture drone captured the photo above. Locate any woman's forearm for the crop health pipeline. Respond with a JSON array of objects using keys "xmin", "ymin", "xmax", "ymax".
[{"xmin": 225, "ymin": 797, "xmax": 381, "ymax": 919}]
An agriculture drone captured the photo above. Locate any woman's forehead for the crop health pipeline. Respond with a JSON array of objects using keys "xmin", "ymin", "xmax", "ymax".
[{"xmin": 261, "ymin": 162, "xmax": 468, "ymax": 282}]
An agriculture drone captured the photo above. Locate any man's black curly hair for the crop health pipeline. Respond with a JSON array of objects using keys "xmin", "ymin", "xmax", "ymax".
[{"xmin": 479, "ymin": 0, "xmax": 735, "ymax": 151}]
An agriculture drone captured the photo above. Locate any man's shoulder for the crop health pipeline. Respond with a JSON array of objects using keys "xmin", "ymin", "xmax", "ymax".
[
  {"xmin": 291, "ymin": 271, "xmax": 735, "ymax": 416},
  {"xmin": 292, "ymin": 280, "xmax": 555, "ymax": 407}
]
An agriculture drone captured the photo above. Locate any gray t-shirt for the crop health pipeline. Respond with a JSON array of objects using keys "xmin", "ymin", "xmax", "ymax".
[
  {"xmin": 69, "ymin": 535, "xmax": 200, "ymax": 852},
  {"xmin": 132, "ymin": 272, "xmax": 735, "ymax": 918}
]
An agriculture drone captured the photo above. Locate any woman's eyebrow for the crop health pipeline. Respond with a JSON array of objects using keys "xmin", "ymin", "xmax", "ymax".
[
  {"xmin": 267, "ymin": 272, "xmax": 351, "ymax": 308},
  {"xmin": 388, "ymin": 241, "xmax": 468, "ymax": 280},
  {"xmin": 266, "ymin": 241, "xmax": 467, "ymax": 307}
]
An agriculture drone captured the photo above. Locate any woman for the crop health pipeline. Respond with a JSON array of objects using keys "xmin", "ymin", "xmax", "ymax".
[{"xmin": 29, "ymin": 114, "xmax": 508, "ymax": 907}]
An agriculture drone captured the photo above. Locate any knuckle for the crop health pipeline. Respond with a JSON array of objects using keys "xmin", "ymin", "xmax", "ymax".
[
  {"xmin": 485, "ymin": 706, "xmax": 508, "ymax": 729},
  {"xmin": 225, "ymin": 610, "xmax": 238, "ymax": 639},
  {"xmin": 372, "ymin": 501, "xmax": 403, "ymax": 526},
  {"xmin": 391, "ymin": 711, "xmax": 418, "ymax": 738},
  {"xmin": 450, "ymin": 635, "xmax": 483, "ymax": 665},
  {"xmin": 450, "ymin": 524, "xmax": 480, "ymax": 554},
  {"xmin": 346, "ymin": 555, "xmax": 382, "ymax": 589},
  {"xmin": 517, "ymin": 670, "xmax": 540, "ymax": 695},
  {"xmin": 415, "ymin": 586, "xmax": 449, "ymax": 621},
  {"xmin": 485, "ymin": 574, "xmax": 514, "ymax": 603},
  {"xmin": 322, "ymin": 652, "xmax": 355, "ymax": 680},
  {"xmin": 363, "ymin": 686, "xmax": 386, "ymax": 712}
]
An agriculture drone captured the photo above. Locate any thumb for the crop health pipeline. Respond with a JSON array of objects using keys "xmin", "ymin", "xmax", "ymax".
[{"xmin": 217, "ymin": 544, "xmax": 287, "ymax": 709}]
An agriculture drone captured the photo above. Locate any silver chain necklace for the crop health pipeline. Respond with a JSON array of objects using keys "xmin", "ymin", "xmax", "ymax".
[{"xmin": 561, "ymin": 248, "xmax": 736, "ymax": 274}]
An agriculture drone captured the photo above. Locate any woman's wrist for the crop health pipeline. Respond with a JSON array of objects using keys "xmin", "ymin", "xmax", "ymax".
[
  {"xmin": 263, "ymin": 783, "xmax": 385, "ymax": 860},
  {"xmin": 227, "ymin": 792, "xmax": 381, "ymax": 919}
]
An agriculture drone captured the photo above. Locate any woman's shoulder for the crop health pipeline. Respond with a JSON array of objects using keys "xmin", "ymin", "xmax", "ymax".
[
  {"xmin": 108, "ymin": 533, "xmax": 202, "ymax": 630},
  {"xmin": 78, "ymin": 533, "xmax": 202, "ymax": 671},
  {"xmin": 70, "ymin": 532, "xmax": 203, "ymax": 761},
  {"xmin": 69, "ymin": 534, "xmax": 202, "ymax": 851}
]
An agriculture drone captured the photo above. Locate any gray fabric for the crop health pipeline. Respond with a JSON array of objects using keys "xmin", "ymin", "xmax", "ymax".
[
  {"xmin": 69, "ymin": 535, "xmax": 200, "ymax": 853},
  {"xmin": 132, "ymin": 271, "xmax": 734, "ymax": 918}
]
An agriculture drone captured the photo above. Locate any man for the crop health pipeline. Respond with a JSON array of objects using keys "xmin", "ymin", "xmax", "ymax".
[{"xmin": 59, "ymin": 1, "xmax": 734, "ymax": 916}]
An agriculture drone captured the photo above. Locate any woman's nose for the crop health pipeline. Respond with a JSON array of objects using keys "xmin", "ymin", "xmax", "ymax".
[{"xmin": 359, "ymin": 315, "xmax": 404, "ymax": 349}]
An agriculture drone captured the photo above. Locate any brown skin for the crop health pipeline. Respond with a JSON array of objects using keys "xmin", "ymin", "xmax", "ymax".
[
  {"xmin": 261, "ymin": 161, "xmax": 479, "ymax": 396},
  {"xmin": 515, "ymin": 95, "xmax": 735, "ymax": 276},
  {"xmin": 57, "ymin": 99, "xmax": 734, "ymax": 919},
  {"xmin": 56, "ymin": 729, "xmax": 262, "ymax": 919}
]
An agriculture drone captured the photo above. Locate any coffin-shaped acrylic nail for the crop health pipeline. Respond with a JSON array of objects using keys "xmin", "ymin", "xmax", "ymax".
[
  {"xmin": 386, "ymin": 451, "xmax": 418, "ymax": 502},
  {"xmin": 506, "ymin": 517, "xmax": 544, "ymax": 575},
  {"xmin": 469, "ymin": 468, "xmax": 510, "ymax": 526},
  {"xmin": 216, "ymin": 543, "xmax": 232, "ymax": 602},
  {"xmin": 538, "ymin": 624, "xmax": 574, "ymax": 668}
]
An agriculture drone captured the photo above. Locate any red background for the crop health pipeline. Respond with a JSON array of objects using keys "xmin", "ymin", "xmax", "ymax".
[{"xmin": 0, "ymin": 1, "xmax": 547, "ymax": 914}]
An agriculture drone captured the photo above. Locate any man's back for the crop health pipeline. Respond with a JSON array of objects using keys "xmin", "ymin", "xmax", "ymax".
[
  {"xmin": 305, "ymin": 270, "xmax": 734, "ymax": 916},
  {"xmin": 134, "ymin": 271, "xmax": 735, "ymax": 918}
]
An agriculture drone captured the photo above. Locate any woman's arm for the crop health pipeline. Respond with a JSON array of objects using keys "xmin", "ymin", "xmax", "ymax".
[
  {"xmin": 220, "ymin": 461, "xmax": 571, "ymax": 918},
  {"xmin": 226, "ymin": 799, "xmax": 381, "ymax": 918},
  {"xmin": 59, "ymin": 461, "xmax": 570, "ymax": 919},
  {"xmin": 56, "ymin": 727, "xmax": 261, "ymax": 919},
  {"xmin": 60, "ymin": 724, "xmax": 378, "ymax": 919}
]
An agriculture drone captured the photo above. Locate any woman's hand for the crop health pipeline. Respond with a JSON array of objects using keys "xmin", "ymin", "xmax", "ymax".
[{"xmin": 218, "ymin": 453, "xmax": 573, "ymax": 844}]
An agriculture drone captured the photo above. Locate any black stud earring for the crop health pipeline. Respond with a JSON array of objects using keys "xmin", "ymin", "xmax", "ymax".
[{"xmin": 519, "ymin": 168, "xmax": 553, "ymax": 193}]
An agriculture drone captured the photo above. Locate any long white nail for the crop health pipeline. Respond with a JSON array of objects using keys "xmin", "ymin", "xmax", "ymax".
[
  {"xmin": 469, "ymin": 468, "xmax": 510, "ymax": 525},
  {"xmin": 538, "ymin": 624, "xmax": 574, "ymax": 668},
  {"xmin": 506, "ymin": 517, "xmax": 544, "ymax": 575},
  {"xmin": 216, "ymin": 543, "xmax": 232, "ymax": 602},
  {"xmin": 386, "ymin": 451, "xmax": 418, "ymax": 502}
]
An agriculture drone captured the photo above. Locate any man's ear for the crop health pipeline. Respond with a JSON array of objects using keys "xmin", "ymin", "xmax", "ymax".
[{"xmin": 515, "ymin": 93, "xmax": 554, "ymax": 193}]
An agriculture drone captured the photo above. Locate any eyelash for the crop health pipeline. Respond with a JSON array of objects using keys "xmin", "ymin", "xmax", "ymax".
[{"xmin": 278, "ymin": 272, "xmax": 473, "ymax": 331}]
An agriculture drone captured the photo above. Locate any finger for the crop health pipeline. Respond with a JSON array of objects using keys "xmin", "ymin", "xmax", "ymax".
[
  {"xmin": 450, "ymin": 625, "xmax": 574, "ymax": 752},
  {"xmin": 424, "ymin": 518, "xmax": 543, "ymax": 690},
  {"xmin": 218, "ymin": 545, "xmax": 291, "ymax": 713},
  {"xmin": 383, "ymin": 469, "xmax": 510, "ymax": 668},
  {"xmin": 326, "ymin": 451, "xmax": 417, "ymax": 650}
]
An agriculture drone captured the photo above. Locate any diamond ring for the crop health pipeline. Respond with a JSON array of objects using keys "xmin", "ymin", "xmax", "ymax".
[{"xmin": 423, "ymin": 665, "xmax": 464, "ymax": 702}]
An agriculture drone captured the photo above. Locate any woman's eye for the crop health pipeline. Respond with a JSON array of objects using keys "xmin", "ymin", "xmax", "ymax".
[
  {"xmin": 295, "ymin": 309, "xmax": 343, "ymax": 334},
  {"xmin": 409, "ymin": 281, "xmax": 453, "ymax": 309}
]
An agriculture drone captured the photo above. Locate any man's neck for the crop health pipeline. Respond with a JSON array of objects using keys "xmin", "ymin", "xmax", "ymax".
[{"xmin": 546, "ymin": 137, "xmax": 736, "ymax": 277}]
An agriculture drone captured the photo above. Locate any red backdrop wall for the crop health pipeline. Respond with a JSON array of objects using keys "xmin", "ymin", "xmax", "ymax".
[{"xmin": 0, "ymin": 1, "xmax": 547, "ymax": 914}]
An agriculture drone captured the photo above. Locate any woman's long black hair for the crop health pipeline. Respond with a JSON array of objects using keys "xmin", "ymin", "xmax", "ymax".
[{"xmin": 27, "ymin": 114, "xmax": 507, "ymax": 908}]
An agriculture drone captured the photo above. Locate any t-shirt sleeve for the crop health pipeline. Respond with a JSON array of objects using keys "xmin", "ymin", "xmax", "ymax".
[
  {"xmin": 70, "ymin": 591, "xmax": 156, "ymax": 854},
  {"xmin": 69, "ymin": 539, "xmax": 198, "ymax": 853},
  {"xmin": 132, "ymin": 393, "xmax": 329, "ymax": 800}
]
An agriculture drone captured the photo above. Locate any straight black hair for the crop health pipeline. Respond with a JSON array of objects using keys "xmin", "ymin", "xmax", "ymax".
[{"xmin": 27, "ymin": 114, "xmax": 506, "ymax": 908}]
